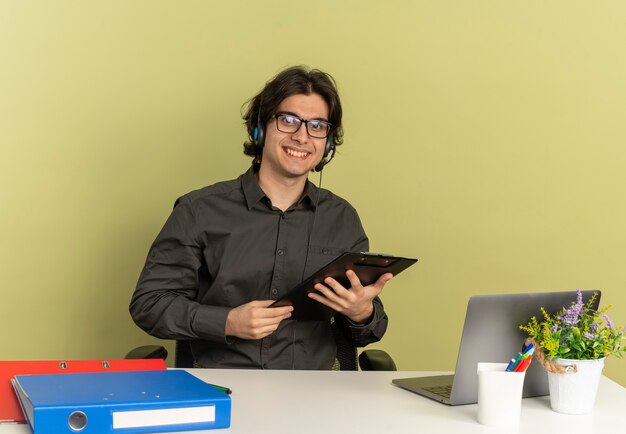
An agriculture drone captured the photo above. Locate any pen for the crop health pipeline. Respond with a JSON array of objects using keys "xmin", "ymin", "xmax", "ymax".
[
  {"xmin": 513, "ymin": 356, "xmax": 532, "ymax": 372},
  {"xmin": 505, "ymin": 357, "xmax": 517, "ymax": 371},
  {"xmin": 506, "ymin": 353, "xmax": 523, "ymax": 372},
  {"xmin": 522, "ymin": 346, "xmax": 535, "ymax": 358},
  {"xmin": 207, "ymin": 383, "xmax": 232, "ymax": 394},
  {"xmin": 522, "ymin": 343, "xmax": 534, "ymax": 356}
]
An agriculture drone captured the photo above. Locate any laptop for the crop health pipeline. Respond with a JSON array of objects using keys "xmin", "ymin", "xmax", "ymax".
[{"xmin": 392, "ymin": 290, "xmax": 600, "ymax": 405}]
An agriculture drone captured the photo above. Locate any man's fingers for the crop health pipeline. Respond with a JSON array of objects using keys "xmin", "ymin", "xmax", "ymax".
[
  {"xmin": 226, "ymin": 299, "xmax": 294, "ymax": 340},
  {"xmin": 248, "ymin": 300, "xmax": 293, "ymax": 317},
  {"xmin": 322, "ymin": 277, "xmax": 351, "ymax": 296},
  {"xmin": 250, "ymin": 312, "xmax": 292, "ymax": 327},
  {"xmin": 268, "ymin": 305, "xmax": 294, "ymax": 318},
  {"xmin": 374, "ymin": 272, "xmax": 394, "ymax": 289},
  {"xmin": 248, "ymin": 300, "xmax": 278, "ymax": 308},
  {"xmin": 345, "ymin": 269, "xmax": 363, "ymax": 289},
  {"xmin": 308, "ymin": 291, "xmax": 343, "ymax": 311},
  {"xmin": 314, "ymin": 282, "xmax": 343, "ymax": 302},
  {"xmin": 306, "ymin": 271, "xmax": 394, "ymax": 323},
  {"xmin": 311, "ymin": 284, "xmax": 350, "ymax": 310}
]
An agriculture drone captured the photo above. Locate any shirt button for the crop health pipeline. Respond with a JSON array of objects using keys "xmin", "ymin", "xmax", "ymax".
[
  {"xmin": 271, "ymin": 288, "xmax": 278, "ymax": 295},
  {"xmin": 322, "ymin": 248, "xmax": 329, "ymax": 254},
  {"xmin": 277, "ymin": 249, "xmax": 284, "ymax": 256}
]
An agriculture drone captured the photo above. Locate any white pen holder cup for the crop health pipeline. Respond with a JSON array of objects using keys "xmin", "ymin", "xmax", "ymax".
[{"xmin": 477, "ymin": 362, "xmax": 526, "ymax": 428}]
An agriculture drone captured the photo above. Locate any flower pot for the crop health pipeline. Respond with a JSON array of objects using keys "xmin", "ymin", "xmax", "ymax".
[{"xmin": 546, "ymin": 357, "xmax": 605, "ymax": 414}]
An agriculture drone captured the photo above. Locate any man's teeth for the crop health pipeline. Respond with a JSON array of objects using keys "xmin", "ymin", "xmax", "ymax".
[{"xmin": 286, "ymin": 148, "xmax": 309, "ymax": 158}]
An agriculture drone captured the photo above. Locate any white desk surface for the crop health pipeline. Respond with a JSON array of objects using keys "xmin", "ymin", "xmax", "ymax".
[{"xmin": 2, "ymin": 369, "xmax": 624, "ymax": 434}]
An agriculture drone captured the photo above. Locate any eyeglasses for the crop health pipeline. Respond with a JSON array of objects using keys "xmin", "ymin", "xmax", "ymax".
[{"xmin": 272, "ymin": 112, "xmax": 332, "ymax": 139}]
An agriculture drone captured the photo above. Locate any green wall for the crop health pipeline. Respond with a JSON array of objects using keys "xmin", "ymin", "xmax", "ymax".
[{"xmin": 2, "ymin": 1, "xmax": 625, "ymax": 386}]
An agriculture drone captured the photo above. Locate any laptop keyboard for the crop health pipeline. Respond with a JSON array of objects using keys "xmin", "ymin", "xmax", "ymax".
[{"xmin": 423, "ymin": 385, "xmax": 452, "ymax": 399}]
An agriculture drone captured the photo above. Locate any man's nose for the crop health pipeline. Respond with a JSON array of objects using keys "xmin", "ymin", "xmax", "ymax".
[{"xmin": 290, "ymin": 123, "xmax": 309, "ymax": 143}]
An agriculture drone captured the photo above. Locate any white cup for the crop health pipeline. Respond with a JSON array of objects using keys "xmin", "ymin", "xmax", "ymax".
[{"xmin": 477, "ymin": 362, "xmax": 526, "ymax": 428}]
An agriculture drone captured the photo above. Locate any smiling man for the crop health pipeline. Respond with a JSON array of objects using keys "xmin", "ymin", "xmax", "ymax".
[{"xmin": 130, "ymin": 66, "xmax": 392, "ymax": 369}]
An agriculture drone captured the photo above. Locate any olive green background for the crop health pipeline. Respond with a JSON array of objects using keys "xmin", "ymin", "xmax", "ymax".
[{"xmin": 1, "ymin": 1, "xmax": 625, "ymax": 386}]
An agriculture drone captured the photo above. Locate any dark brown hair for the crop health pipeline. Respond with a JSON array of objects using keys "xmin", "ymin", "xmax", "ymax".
[{"xmin": 242, "ymin": 66, "xmax": 344, "ymax": 163}]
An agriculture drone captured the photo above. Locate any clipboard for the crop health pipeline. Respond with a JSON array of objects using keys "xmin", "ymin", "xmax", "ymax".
[
  {"xmin": 1, "ymin": 359, "xmax": 167, "ymax": 424},
  {"xmin": 271, "ymin": 252, "xmax": 417, "ymax": 321}
]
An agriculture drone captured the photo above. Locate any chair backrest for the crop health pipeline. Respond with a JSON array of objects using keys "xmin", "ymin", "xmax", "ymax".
[
  {"xmin": 174, "ymin": 322, "xmax": 358, "ymax": 370},
  {"xmin": 331, "ymin": 321, "xmax": 358, "ymax": 371},
  {"xmin": 175, "ymin": 340, "xmax": 195, "ymax": 368}
]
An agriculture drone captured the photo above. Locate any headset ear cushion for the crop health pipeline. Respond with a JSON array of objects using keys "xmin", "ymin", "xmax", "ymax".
[
  {"xmin": 324, "ymin": 138, "xmax": 333, "ymax": 158},
  {"xmin": 254, "ymin": 124, "xmax": 265, "ymax": 147},
  {"xmin": 255, "ymin": 113, "xmax": 265, "ymax": 146}
]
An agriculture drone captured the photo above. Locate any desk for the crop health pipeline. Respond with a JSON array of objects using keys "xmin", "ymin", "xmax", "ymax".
[{"xmin": 2, "ymin": 370, "xmax": 624, "ymax": 434}]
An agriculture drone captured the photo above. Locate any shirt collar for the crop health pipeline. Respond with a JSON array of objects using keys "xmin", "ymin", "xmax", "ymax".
[
  {"xmin": 241, "ymin": 165, "xmax": 319, "ymax": 211},
  {"xmin": 242, "ymin": 165, "xmax": 265, "ymax": 210},
  {"xmin": 301, "ymin": 178, "xmax": 319, "ymax": 209}
]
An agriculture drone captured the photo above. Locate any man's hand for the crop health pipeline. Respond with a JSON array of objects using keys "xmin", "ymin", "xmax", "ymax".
[
  {"xmin": 225, "ymin": 300, "xmax": 293, "ymax": 340},
  {"xmin": 308, "ymin": 270, "xmax": 393, "ymax": 324}
]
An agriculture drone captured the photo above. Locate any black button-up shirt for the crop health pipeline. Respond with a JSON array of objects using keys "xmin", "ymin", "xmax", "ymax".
[{"xmin": 130, "ymin": 166, "xmax": 388, "ymax": 369}]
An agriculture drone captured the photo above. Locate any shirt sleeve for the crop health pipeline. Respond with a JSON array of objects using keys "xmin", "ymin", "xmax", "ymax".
[
  {"xmin": 129, "ymin": 195, "xmax": 230, "ymax": 343},
  {"xmin": 334, "ymin": 208, "xmax": 389, "ymax": 347}
]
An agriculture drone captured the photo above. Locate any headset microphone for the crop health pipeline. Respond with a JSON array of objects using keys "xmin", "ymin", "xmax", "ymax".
[{"xmin": 313, "ymin": 135, "xmax": 335, "ymax": 172}]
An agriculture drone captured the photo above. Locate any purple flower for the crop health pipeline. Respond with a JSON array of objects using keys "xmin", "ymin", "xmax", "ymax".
[
  {"xmin": 583, "ymin": 321, "xmax": 599, "ymax": 340},
  {"xmin": 550, "ymin": 324, "xmax": 558, "ymax": 333},
  {"xmin": 604, "ymin": 313, "xmax": 614, "ymax": 330},
  {"xmin": 559, "ymin": 289, "xmax": 584, "ymax": 326}
]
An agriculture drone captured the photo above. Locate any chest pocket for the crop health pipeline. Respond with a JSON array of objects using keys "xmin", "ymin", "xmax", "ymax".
[
  {"xmin": 308, "ymin": 244, "xmax": 345, "ymax": 257},
  {"xmin": 305, "ymin": 244, "xmax": 346, "ymax": 277}
]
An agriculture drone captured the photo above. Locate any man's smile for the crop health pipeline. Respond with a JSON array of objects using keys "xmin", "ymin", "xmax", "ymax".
[{"xmin": 284, "ymin": 146, "xmax": 311, "ymax": 159}]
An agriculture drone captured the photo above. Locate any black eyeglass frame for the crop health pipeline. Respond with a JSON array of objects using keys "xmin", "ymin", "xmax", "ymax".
[{"xmin": 271, "ymin": 112, "xmax": 333, "ymax": 139}]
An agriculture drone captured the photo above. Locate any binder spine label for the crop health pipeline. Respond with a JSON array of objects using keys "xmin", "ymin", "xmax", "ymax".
[{"xmin": 112, "ymin": 405, "xmax": 216, "ymax": 429}]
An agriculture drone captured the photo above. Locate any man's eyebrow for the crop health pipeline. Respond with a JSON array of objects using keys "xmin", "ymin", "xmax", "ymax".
[
  {"xmin": 277, "ymin": 111, "xmax": 299, "ymax": 117},
  {"xmin": 277, "ymin": 111, "xmax": 329, "ymax": 122}
]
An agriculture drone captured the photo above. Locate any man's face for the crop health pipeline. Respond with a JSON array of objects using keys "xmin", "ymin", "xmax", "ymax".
[{"xmin": 260, "ymin": 93, "xmax": 330, "ymax": 180}]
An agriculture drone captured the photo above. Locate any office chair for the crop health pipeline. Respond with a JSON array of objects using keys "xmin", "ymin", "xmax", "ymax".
[{"xmin": 126, "ymin": 322, "xmax": 396, "ymax": 371}]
